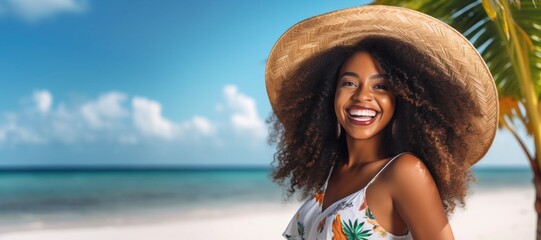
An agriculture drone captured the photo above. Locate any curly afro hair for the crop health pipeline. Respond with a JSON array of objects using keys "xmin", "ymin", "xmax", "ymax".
[{"xmin": 267, "ymin": 36, "xmax": 483, "ymax": 216}]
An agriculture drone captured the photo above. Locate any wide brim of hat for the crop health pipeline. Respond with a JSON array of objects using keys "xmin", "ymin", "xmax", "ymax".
[{"xmin": 265, "ymin": 5, "xmax": 499, "ymax": 166}]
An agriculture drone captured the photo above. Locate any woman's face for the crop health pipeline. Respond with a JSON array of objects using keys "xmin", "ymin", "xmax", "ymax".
[{"xmin": 334, "ymin": 51, "xmax": 395, "ymax": 140}]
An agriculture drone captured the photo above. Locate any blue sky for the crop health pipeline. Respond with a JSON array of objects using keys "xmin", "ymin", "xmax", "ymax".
[{"xmin": 0, "ymin": 0, "xmax": 534, "ymax": 167}]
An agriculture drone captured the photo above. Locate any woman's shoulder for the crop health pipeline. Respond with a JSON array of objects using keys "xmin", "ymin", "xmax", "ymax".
[
  {"xmin": 386, "ymin": 152, "xmax": 436, "ymax": 193},
  {"xmin": 388, "ymin": 152, "xmax": 429, "ymax": 174},
  {"xmin": 385, "ymin": 152, "xmax": 452, "ymax": 238}
]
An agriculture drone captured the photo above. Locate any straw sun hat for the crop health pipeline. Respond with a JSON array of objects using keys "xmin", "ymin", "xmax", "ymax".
[{"xmin": 265, "ymin": 5, "xmax": 499, "ymax": 166}]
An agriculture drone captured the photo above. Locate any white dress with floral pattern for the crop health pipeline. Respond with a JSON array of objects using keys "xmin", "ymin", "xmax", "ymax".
[{"xmin": 283, "ymin": 152, "xmax": 414, "ymax": 240}]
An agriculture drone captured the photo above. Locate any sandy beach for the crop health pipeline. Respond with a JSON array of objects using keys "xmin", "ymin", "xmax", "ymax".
[{"xmin": 0, "ymin": 187, "xmax": 535, "ymax": 240}]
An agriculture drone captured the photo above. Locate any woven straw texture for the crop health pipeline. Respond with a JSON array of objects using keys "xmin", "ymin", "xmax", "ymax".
[{"xmin": 265, "ymin": 5, "xmax": 499, "ymax": 165}]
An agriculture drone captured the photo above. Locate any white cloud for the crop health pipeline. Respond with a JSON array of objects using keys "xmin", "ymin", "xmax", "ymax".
[
  {"xmin": 4, "ymin": 0, "xmax": 87, "ymax": 22},
  {"xmin": 132, "ymin": 96, "xmax": 177, "ymax": 139},
  {"xmin": 50, "ymin": 104, "xmax": 80, "ymax": 143},
  {"xmin": 131, "ymin": 97, "xmax": 217, "ymax": 140},
  {"xmin": 32, "ymin": 89, "xmax": 53, "ymax": 113},
  {"xmin": 81, "ymin": 92, "xmax": 128, "ymax": 129},
  {"xmin": 223, "ymin": 85, "xmax": 266, "ymax": 140},
  {"xmin": 187, "ymin": 116, "xmax": 215, "ymax": 136},
  {"xmin": 0, "ymin": 86, "xmax": 267, "ymax": 146},
  {"xmin": 0, "ymin": 113, "xmax": 45, "ymax": 144}
]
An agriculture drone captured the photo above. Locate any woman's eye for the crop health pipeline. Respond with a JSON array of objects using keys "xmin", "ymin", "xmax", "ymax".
[
  {"xmin": 374, "ymin": 84, "xmax": 387, "ymax": 90},
  {"xmin": 341, "ymin": 81, "xmax": 356, "ymax": 87}
]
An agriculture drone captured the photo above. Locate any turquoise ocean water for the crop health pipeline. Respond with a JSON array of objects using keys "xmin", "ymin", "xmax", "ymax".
[{"xmin": 0, "ymin": 166, "xmax": 533, "ymax": 233}]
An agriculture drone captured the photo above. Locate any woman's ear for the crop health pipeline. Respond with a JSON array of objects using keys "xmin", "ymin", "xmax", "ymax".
[{"xmin": 391, "ymin": 118, "xmax": 398, "ymax": 142}]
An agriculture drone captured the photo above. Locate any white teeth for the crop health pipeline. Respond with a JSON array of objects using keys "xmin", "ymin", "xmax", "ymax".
[
  {"xmin": 348, "ymin": 109, "xmax": 377, "ymax": 117},
  {"xmin": 351, "ymin": 116, "xmax": 373, "ymax": 121}
]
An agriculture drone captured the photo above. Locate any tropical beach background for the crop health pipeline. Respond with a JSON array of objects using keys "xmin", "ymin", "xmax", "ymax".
[{"xmin": 0, "ymin": 0, "xmax": 539, "ymax": 239}]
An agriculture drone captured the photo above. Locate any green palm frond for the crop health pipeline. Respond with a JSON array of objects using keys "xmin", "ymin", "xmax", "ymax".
[
  {"xmin": 373, "ymin": 0, "xmax": 541, "ymax": 169},
  {"xmin": 374, "ymin": 0, "xmax": 541, "ymax": 100},
  {"xmin": 342, "ymin": 219, "xmax": 372, "ymax": 240}
]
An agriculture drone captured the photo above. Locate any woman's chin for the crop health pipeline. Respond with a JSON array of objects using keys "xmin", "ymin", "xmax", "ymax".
[{"xmin": 344, "ymin": 132, "xmax": 379, "ymax": 140}]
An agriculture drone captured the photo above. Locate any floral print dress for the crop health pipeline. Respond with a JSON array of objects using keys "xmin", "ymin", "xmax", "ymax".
[{"xmin": 283, "ymin": 152, "xmax": 413, "ymax": 240}]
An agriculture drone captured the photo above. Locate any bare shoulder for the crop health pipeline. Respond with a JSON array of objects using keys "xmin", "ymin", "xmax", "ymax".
[
  {"xmin": 387, "ymin": 152, "xmax": 434, "ymax": 186},
  {"xmin": 386, "ymin": 152, "xmax": 455, "ymax": 239}
]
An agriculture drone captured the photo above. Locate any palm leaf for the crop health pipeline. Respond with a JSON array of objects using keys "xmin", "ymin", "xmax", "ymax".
[
  {"xmin": 372, "ymin": 0, "xmax": 541, "ymax": 167},
  {"xmin": 342, "ymin": 219, "xmax": 372, "ymax": 240},
  {"xmin": 374, "ymin": 0, "xmax": 540, "ymax": 99}
]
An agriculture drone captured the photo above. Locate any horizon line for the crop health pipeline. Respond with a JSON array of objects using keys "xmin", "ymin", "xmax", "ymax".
[{"xmin": 0, "ymin": 164, "xmax": 531, "ymax": 172}]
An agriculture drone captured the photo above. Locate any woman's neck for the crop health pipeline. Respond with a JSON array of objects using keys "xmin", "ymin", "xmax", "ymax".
[{"xmin": 343, "ymin": 132, "xmax": 392, "ymax": 169}]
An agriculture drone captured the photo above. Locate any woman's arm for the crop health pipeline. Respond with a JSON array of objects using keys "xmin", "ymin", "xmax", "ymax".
[{"xmin": 390, "ymin": 153, "xmax": 455, "ymax": 240}]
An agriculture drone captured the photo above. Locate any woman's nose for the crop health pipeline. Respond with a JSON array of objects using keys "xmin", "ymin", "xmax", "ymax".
[{"xmin": 353, "ymin": 85, "xmax": 373, "ymax": 102}]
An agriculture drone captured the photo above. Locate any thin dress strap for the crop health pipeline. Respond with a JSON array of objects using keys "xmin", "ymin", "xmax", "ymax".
[
  {"xmin": 323, "ymin": 164, "xmax": 335, "ymax": 189},
  {"xmin": 366, "ymin": 152, "xmax": 408, "ymax": 188}
]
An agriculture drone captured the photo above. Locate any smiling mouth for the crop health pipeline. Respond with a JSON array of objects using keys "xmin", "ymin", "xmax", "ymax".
[{"xmin": 346, "ymin": 109, "xmax": 379, "ymax": 125}]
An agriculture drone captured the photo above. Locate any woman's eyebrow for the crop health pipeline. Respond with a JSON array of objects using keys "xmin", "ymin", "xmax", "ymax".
[
  {"xmin": 339, "ymin": 72, "xmax": 359, "ymax": 79},
  {"xmin": 339, "ymin": 72, "xmax": 386, "ymax": 80},
  {"xmin": 369, "ymin": 74, "xmax": 387, "ymax": 79}
]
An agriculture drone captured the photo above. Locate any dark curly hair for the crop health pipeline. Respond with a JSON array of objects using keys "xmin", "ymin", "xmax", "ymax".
[{"xmin": 267, "ymin": 36, "xmax": 483, "ymax": 216}]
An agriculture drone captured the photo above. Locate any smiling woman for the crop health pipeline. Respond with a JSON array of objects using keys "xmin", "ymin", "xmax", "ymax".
[
  {"xmin": 269, "ymin": 36, "xmax": 483, "ymax": 240},
  {"xmin": 334, "ymin": 52, "xmax": 396, "ymax": 138},
  {"xmin": 265, "ymin": 5, "xmax": 499, "ymax": 240}
]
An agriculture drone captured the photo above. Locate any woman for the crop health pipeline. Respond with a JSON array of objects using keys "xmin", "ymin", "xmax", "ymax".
[{"xmin": 265, "ymin": 6, "xmax": 499, "ymax": 240}]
